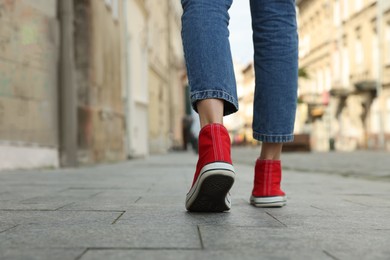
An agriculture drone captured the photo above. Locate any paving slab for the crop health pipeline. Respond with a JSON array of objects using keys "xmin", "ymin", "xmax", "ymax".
[
  {"xmin": 80, "ymin": 249, "xmax": 330, "ymax": 260},
  {"xmin": 58, "ymin": 196, "xmax": 140, "ymax": 211},
  {"xmin": 0, "ymin": 248, "xmax": 85, "ymax": 260},
  {"xmin": 0, "ymin": 224, "xmax": 201, "ymax": 249},
  {"xmin": 0, "ymin": 224, "xmax": 18, "ymax": 233},
  {"xmin": 0, "ymin": 210, "xmax": 122, "ymax": 225}
]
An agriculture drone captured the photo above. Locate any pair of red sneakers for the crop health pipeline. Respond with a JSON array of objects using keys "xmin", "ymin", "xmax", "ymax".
[{"xmin": 185, "ymin": 123, "xmax": 286, "ymax": 212}]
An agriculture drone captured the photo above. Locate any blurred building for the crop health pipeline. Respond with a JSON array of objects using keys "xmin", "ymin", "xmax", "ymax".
[
  {"xmin": 147, "ymin": 0, "xmax": 185, "ymax": 154},
  {"xmin": 0, "ymin": 0, "xmax": 60, "ymax": 169},
  {"xmin": 297, "ymin": 0, "xmax": 390, "ymax": 151},
  {"xmin": 225, "ymin": 62, "xmax": 257, "ymax": 145},
  {"xmin": 124, "ymin": 0, "xmax": 149, "ymax": 157},
  {"xmin": 74, "ymin": 0, "xmax": 126, "ymax": 164},
  {"xmin": 0, "ymin": 0, "xmax": 185, "ymax": 170}
]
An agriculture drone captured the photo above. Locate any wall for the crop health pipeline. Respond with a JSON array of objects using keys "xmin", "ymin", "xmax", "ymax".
[
  {"xmin": 124, "ymin": 0, "xmax": 149, "ymax": 157},
  {"xmin": 74, "ymin": 0, "xmax": 126, "ymax": 163},
  {"xmin": 298, "ymin": 0, "xmax": 390, "ymax": 151},
  {"xmin": 0, "ymin": 0, "xmax": 59, "ymax": 169}
]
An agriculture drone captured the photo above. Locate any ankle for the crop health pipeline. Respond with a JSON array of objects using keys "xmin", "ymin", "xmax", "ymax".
[{"xmin": 259, "ymin": 143, "xmax": 283, "ymax": 160}]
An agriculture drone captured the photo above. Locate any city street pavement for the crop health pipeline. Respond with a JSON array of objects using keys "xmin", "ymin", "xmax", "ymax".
[
  {"xmin": 0, "ymin": 151, "xmax": 389, "ymax": 260},
  {"xmin": 232, "ymin": 146, "xmax": 390, "ymax": 180}
]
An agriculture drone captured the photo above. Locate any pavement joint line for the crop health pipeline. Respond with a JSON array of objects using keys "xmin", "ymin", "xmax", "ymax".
[
  {"xmin": 0, "ymin": 209, "xmax": 127, "ymax": 213},
  {"xmin": 342, "ymin": 199, "xmax": 370, "ymax": 207},
  {"xmin": 235, "ymin": 160, "xmax": 390, "ymax": 182},
  {"xmin": 322, "ymin": 250, "xmax": 340, "ymax": 260},
  {"xmin": 134, "ymin": 197, "xmax": 142, "ymax": 203},
  {"xmin": 310, "ymin": 205, "xmax": 329, "ymax": 212},
  {"xmin": 55, "ymin": 203, "xmax": 76, "ymax": 211},
  {"xmin": 0, "ymin": 209, "xmax": 55, "ymax": 212},
  {"xmin": 74, "ymin": 248, "xmax": 89, "ymax": 260},
  {"xmin": 196, "ymin": 225, "xmax": 205, "ymax": 249},
  {"xmin": 111, "ymin": 211, "xmax": 126, "ymax": 225},
  {"xmin": 67, "ymin": 187, "xmax": 128, "ymax": 190},
  {"xmin": 56, "ymin": 209, "xmax": 126, "ymax": 212},
  {"xmin": 88, "ymin": 191, "xmax": 106, "ymax": 198},
  {"xmin": 83, "ymin": 247, "xmax": 203, "ymax": 251},
  {"xmin": 0, "ymin": 224, "xmax": 19, "ymax": 234},
  {"xmin": 265, "ymin": 212, "xmax": 288, "ymax": 227}
]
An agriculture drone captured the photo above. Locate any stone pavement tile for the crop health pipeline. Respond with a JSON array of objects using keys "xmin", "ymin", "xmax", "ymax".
[
  {"xmin": 0, "ymin": 248, "xmax": 85, "ymax": 260},
  {"xmin": 59, "ymin": 197, "xmax": 140, "ymax": 211},
  {"xmin": 0, "ymin": 189, "xmax": 104, "ymax": 210},
  {"xmin": 199, "ymin": 225, "xmax": 390, "ymax": 259},
  {"xmin": 135, "ymin": 195, "xmax": 187, "ymax": 206},
  {"xmin": 262, "ymin": 199, "xmax": 380, "ymax": 229},
  {"xmin": 0, "ymin": 187, "xmax": 63, "ymax": 202},
  {"xmin": 80, "ymin": 249, "xmax": 329, "ymax": 260},
  {"xmin": 0, "ymin": 224, "xmax": 18, "ymax": 233},
  {"xmin": 314, "ymin": 229, "xmax": 390, "ymax": 260},
  {"xmin": 116, "ymin": 202, "xmax": 284, "ymax": 227},
  {"xmin": 0, "ymin": 224, "xmax": 201, "ymax": 249},
  {"xmin": 0, "ymin": 210, "xmax": 122, "ymax": 225},
  {"xmin": 198, "ymin": 225, "xmax": 316, "ymax": 251},
  {"xmin": 341, "ymin": 194, "xmax": 390, "ymax": 208}
]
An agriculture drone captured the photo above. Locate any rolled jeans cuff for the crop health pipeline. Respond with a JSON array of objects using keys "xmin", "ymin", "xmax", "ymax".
[
  {"xmin": 253, "ymin": 132, "xmax": 294, "ymax": 143},
  {"xmin": 190, "ymin": 90, "xmax": 239, "ymax": 116}
]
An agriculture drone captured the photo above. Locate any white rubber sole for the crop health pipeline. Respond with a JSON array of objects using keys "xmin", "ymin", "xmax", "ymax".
[
  {"xmin": 186, "ymin": 162, "xmax": 235, "ymax": 212},
  {"xmin": 250, "ymin": 195, "xmax": 287, "ymax": 208}
]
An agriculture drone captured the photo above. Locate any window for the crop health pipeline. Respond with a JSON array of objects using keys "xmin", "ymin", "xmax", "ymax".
[
  {"xmin": 355, "ymin": 28, "xmax": 364, "ymax": 66},
  {"xmin": 325, "ymin": 66, "xmax": 331, "ymax": 91},
  {"xmin": 355, "ymin": 39, "xmax": 364, "ymax": 65},
  {"xmin": 355, "ymin": 0, "xmax": 363, "ymax": 13},
  {"xmin": 299, "ymin": 35, "xmax": 311, "ymax": 58},
  {"xmin": 112, "ymin": 0, "xmax": 119, "ymax": 20},
  {"xmin": 342, "ymin": 46, "xmax": 349, "ymax": 86},
  {"xmin": 372, "ymin": 33, "xmax": 379, "ymax": 78},
  {"xmin": 342, "ymin": 0, "xmax": 349, "ymax": 20},
  {"xmin": 333, "ymin": 50, "xmax": 341, "ymax": 81},
  {"xmin": 316, "ymin": 70, "xmax": 323, "ymax": 93},
  {"xmin": 386, "ymin": 98, "xmax": 390, "ymax": 133},
  {"xmin": 386, "ymin": 23, "xmax": 390, "ymax": 64},
  {"xmin": 334, "ymin": 0, "xmax": 341, "ymax": 26},
  {"xmin": 371, "ymin": 99, "xmax": 380, "ymax": 133},
  {"xmin": 104, "ymin": 0, "xmax": 119, "ymax": 20}
]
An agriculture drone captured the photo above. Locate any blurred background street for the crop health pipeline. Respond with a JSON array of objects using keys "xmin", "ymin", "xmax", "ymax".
[{"xmin": 0, "ymin": 0, "xmax": 390, "ymax": 170}]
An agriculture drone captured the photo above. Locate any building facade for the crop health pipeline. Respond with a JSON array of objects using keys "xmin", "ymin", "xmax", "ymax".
[
  {"xmin": 147, "ymin": 0, "xmax": 185, "ymax": 154},
  {"xmin": 0, "ymin": 0, "xmax": 186, "ymax": 170},
  {"xmin": 123, "ymin": 0, "xmax": 149, "ymax": 157},
  {"xmin": 75, "ymin": 0, "xmax": 126, "ymax": 163},
  {"xmin": 0, "ymin": 0, "xmax": 60, "ymax": 169},
  {"xmin": 297, "ymin": 0, "xmax": 390, "ymax": 151}
]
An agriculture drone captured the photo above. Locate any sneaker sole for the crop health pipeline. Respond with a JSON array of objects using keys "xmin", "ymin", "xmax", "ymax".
[
  {"xmin": 250, "ymin": 195, "xmax": 286, "ymax": 208},
  {"xmin": 186, "ymin": 162, "xmax": 235, "ymax": 212}
]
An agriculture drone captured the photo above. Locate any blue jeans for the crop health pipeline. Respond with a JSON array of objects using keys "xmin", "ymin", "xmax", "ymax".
[{"xmin": 181, "ymin": 0, "xmax": 298, "ymax": 143}]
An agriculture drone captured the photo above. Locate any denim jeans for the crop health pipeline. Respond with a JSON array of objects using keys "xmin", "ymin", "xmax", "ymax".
[{"xmin": 181, "ymin": 0, "xmax": 298, "ymax": 143}]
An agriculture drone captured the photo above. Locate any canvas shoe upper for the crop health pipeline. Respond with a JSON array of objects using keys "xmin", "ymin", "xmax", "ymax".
[
  {"xmin": 185, "ymin": 123, "xmax": 235, "ymax": 212},
  {"xmin": 250, "ymin": 159, "xmax": 286, "ymax": 207}
]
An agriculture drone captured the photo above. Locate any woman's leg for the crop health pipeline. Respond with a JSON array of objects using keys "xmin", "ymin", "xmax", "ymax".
[
  {"xmin": 181, "ymin": 0, "xmax": 238, "ymax": 116},
  {"xmin": 197, "ymin": 99, "xmax": 224, "ymax": 127},
  {"xmin": 181, "ymin": 0, "xmax": 237, "ymax": 212},
  {"xmin": 250, "ymin": 0, "xmax": 298, "ymax": 145},
  {"xmin": 249, "ymin": 0, "xmax": 298, "ymax": 207}
]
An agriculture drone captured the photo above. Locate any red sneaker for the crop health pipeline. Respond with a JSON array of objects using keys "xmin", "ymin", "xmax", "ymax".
[
  {"xmin": 185, "ymin": 123, "xmax": 235, "ymax": 212},
  {"xmin": 250, "ymin": 159, "xmax": 286, "ymax": 207}
]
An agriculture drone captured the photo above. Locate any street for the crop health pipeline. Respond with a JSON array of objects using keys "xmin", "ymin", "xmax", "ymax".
[{"xmin": 0, "ymin": 150, "xmax": 389, "ymax": 259}]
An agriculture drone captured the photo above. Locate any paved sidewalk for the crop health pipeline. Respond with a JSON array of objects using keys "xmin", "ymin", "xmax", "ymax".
[
  {"xmin": 0, "ymin": 152, "xmax": 389, "ymax": 260},
  {"xmin": 232, "ymin": 147, "xmax": 390, "ymax": 180}
]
